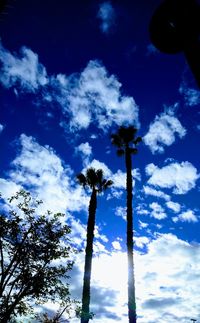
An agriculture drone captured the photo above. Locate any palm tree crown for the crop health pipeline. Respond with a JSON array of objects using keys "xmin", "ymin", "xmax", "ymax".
[
  {"xmin": 111, "ymin": 126, "xmax": 142, "ymax": 156},
  {"xmin": 77, "ymin": 168, "xmax": 113, "ymax": 193}
]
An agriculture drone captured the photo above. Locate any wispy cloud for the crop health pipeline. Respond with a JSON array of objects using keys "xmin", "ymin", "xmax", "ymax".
[
  {"xmin": 114, "ymin": 206, "xmax": 126, "ymax": 221},
  {"xmin": 75, "ymin": 142, "xmax": 92, "ymax": 167},
  {"xmin": 143, "ymin": 108, "xmax": 186, "ymax": 154},
  {"xmin": 146, "ymin": 44, "xmax": 159, "ymax": 56},
  {"xmin": 143, "ymin": 185, "xmax": 170, "ymax": 201},
  {"xmin": 179, "ymin": 81, "xmax": 200, "ymax": 107},
  {"xmin": 97, "ymin": 1, "xmax": 116, "ymax": 34},
  {"xmin": 146, "ymin": 161, "xmax": 199, "ymax": 194},
  {"xmin": 0, "ymin": 123, "xmax": 4, "ymax": 133}
]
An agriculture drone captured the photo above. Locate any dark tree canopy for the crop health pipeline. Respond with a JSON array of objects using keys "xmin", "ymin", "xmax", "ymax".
[{"xmin": 0, "ymin": 190, "xmax": 77, "ymax": 322}]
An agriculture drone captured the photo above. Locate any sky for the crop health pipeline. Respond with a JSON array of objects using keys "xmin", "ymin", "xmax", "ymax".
[{"xmin": 0, "ymin": 0, "xmax": 200, "ymax": 322}]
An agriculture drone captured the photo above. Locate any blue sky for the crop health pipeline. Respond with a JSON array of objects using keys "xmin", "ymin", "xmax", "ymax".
[{"xmin": 0, "ymin": 0, "xmax": 200, "ymax": 322}]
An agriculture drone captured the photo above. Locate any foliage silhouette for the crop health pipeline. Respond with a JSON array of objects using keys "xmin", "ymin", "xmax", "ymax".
[
  {"xmin": 0, "ymin": 190, "xmax": 77, "ymax": 322},
  {"xmin": 111, "ymin": 126, "xmax": 142, "ymax": 323},
  {"xmin": 77, "ymin": 168, "xmax": 113, "ymax": 323},
  {"xmin": 149, "ymin": 0, "xmax": 200, "ymax": 87}
]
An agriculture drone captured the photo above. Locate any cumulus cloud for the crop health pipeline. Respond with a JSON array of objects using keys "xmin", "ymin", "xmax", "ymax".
[
  {"xmin": 1, "ymin": 134, "xmax": 88, "ymax": 214},
  {"xmin": 0, "ymin": 40, "xmax": 48, "ymax": 91},
  {"xmin": 134, "ymin": 236, "xmax": 150, "ymax": 248},
  {"xmin": 143, "ymin": 186, "xmax": 170, "ymax": 201},
  {"xmin": 111, "ymin": 240, "xmax": 122, "ymax": 250},
  {"xmin": 149, "ymin": 202, "xmax": 167, "ymax": 220},
  {"xmin": 97, "ymin": 1, "xmax": 116, "ymax": 34},
  {"xmin": 146, "ymin": 161, "xmax": 199, "ymax": 194},
  {"xmin": 173, "ymin": 210, "xmax": 198, "ymax": 223},
  {"xmin": 0, "ymin": 41, "xmax": 139, "ymax": 133},
  {"xmin": 66, "ymin": 60, "xmax": 139, "ymax": 131},
  {"xmin": 166, "ymin": 201, "xmax": 181, "ymax": 213},
  {"xmin": 143, "ymin": 109, "xmax": 186, "ymax": 154}
]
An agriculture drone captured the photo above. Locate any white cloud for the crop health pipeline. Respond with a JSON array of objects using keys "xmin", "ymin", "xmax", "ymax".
[
  {"xmin": 0, "ymin": 41, "xmax": 48, "ymax": 91},
  {"xmin": 0, "ymin": 42, "xmax": 140, "ymax": 133},
  {"xmin": 3, "ymin": 134, "xmax": 89, "ymax": 214},
  {"xmin": 146, "ymin": 161, "xmax": 199, "ymax": 194},
  {"xmin": 143, "ymin": 109, "xmax": 186, "ymax": 154},
  {"xmin": 111, "ymin": 169, "xmax": 126, "ymax": 188},
  {"xmin": 173, "ymin": 210, "xmax": 198, "ymax": 223},
  {"xmin": 143, "ymin": 186, "xmax": 170, "ymax": 201},
  {"xmin": 0, "ymin": 124, "xmax": 4, "ymax": 133},
  {"xmin": 76, "ymin": 142, "xmax": 92, "ymax": 157},
  {"xmin": 97, "ymin": 1, "xmax": 116, "ymax": 34},
  {"xmin": 0, "ymin": 178, "xmax": 21, "ymax": 201},
  {"xmin": 134, "ymin": 236, "xmax": 150, "ymax": 248},
  {"xmin": 112, "ymin": 240, "xmax": 122, "ymax": 250},
  {"xmin": 70, "ymin": 233, "xmax": 200, "ymax": 322},
  {"xmin": 166, "ymin": 201, "xmax": 181, "ymax": 213},
  {"xmin": 149, "ymin": 202, "xmax": 167, "ymax": 220},
  {"xmin": 115, "ymin": 206, "xmax": 126, "ymax": 221},
  {"xmin": 136, "ymin": 204, "xmax": 149, "ymax": 216},
  {"xmin": 138, "ymin": 220, "xmax": 149, "ymax": 229},
  {"xmin": 179, "ymin": 82, "xmax": 200, "ymax": 107},
  {"xmin": 66, "ymin": 60, "xmax": 139, "ymax": 131},
  {"xmin": 135, "ymin": 233, "xmax": 200, "ymax": 322},
  {"xmin": 75, "ymin": 142, "xmax": 92, "ymax": 166}
]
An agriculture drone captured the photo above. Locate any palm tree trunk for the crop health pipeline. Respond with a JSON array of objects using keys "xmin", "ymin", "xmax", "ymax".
[
  {"xmin": 125, "ymin": 147, "xmax": 137, "ymax": 323},
  {"xmin": 81, "ymin": 188, "xmax": 97, "ymax": 323}
]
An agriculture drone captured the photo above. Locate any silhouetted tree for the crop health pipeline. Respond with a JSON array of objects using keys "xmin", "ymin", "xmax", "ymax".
[
  {"xmin": 0, "ymin": 190, "xmax": 77, "ymax": 322},
  {"xmin": 77, "ymin": 168, "xmax": 113, "ymax": 323},
  {"xmin": 111, "ymin": 126, "xmax": 141, "ymax": 323}
]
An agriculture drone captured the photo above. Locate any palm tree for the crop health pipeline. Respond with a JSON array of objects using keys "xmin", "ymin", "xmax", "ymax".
[
  {"xmin": 111, "ymin": 126, "xmax": 142, "ymax": 323},
  {"xmin": 77, "ymin": 168, "xmax": 113, "ymax": 323}
]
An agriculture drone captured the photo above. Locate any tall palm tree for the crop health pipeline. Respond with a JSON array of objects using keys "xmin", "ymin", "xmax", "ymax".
[
  {"xmin": 77, "ymin": 167, "xmax": 113, "ymax": 323},
  {"xmin": 111, "ymin": 126, "xmax": 142, "ymax": 323}
]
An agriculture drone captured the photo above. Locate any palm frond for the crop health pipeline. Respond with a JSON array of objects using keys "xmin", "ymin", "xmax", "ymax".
[
  {"xmin": 77, "ymin": 173, "xmax": 87, "ymax": 187},
  {"xmin": 117, "ymin": 149, "xmax": 125, "ymax": 157},
  {"xmin": 86, "ymin": 168, "xmax": 98, "ymax": 187},
  {"xmin": 111, "ymin": 134, "xmax": 122, "ymax": 148},
  {"xmin": 129, "ymin": 148, "xmax": 138, "ymax": 154},
  {"xmin": 134, "ymin": 136, "xmax": 142, "ymax": 145},
  {"xmin": 104, "ymin": 180, "xmax": 113, "ymax": 188},
  {"xmin": 96, "ymin": 169, "xmax": 103, "ymax": 184}
]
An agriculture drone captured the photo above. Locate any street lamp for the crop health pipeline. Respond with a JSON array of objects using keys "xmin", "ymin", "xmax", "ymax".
[{"xmin": 149, "ymin": 0, "xmax": 200, "ymax": 88}]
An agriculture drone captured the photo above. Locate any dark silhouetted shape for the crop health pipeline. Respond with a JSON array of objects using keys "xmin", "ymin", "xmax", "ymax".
[
  {"xmin": 149, "ymin": 0, "xmax": 200, "ymax": 87},
  {"xmin": 111, "ymin": 126, "xmax": 142, "ymax": 323},
  {"xmin": 0, "ymin": 190, "xmax": 76, "ymax": 322},
  {"xmin": 77, "ymin": 168, "xmax": 113, "ymax": 323},
  {"xmin": 0, "ymin": 0, "xmax": 6, "ymax": 13}
]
